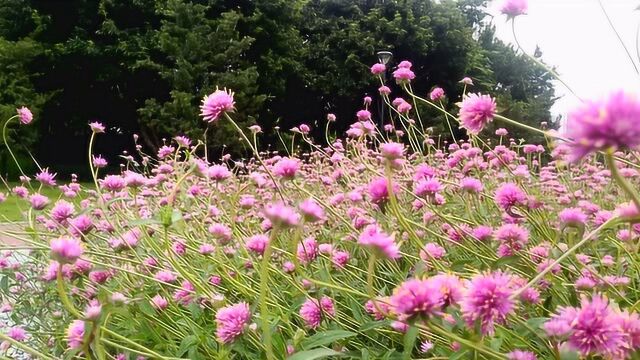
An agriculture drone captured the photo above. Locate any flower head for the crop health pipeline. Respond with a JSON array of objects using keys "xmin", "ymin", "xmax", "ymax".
[
  {"xmin": 89, "ymin": 121, "xmax": 105, "ymax": 133},
  {"xmin": 358, "ymin": 224, "xmax": 400, "ymax": 259},
  {"xmin": 300, "ymin": 296, "xmax": 335, "ymax": 329},
  {"xmin": 50, "ymin": 237, "xmax": 83, "ymax": 264},
  {"xmin": 66, "ymin": 320, "xmax": 86, "ymax": 349},
  {"xmin": 371, "ymin": 63, "xmax": 386, "ymax": 75},
  {"xmin": 200, "ymin": 88, "xmax": 235, "ymax": 122},
  {"xmin": 16, "ymin": 107, "xmax": 32, "ymax": 125},
  {"xmin": 565, "ymin": 91, "xmax": 640, "ymax": 161},
  {"xmin": 461, "ymin": 271, "xmax": 515, "ymax": 335},
  {"xmin": 458, "ymin": 93, "xmax": 496, "ymax": 134},
  {"xmin": 430, "ymin": 87, "xmax": 445, "ymax": 101},
  {"xmin": 391, "ymin": 278, "xmax": 444, "ymax": 319},
  {"xmin": 500, "ymin": 0, "xmax": 528, "ymax": 18},
  {"xmin": 215, "ymin": 302, "xmax": 251, "ymax": 343}
]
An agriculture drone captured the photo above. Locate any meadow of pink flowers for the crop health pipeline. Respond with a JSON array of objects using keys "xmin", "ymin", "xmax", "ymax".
[{"xmin": 2, "ymin": 1, "xmax": 640, "ymax": 359}]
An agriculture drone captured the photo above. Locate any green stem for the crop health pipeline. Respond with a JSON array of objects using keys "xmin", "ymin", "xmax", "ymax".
[
  {"xmin": 2, "ymin": 115, "xmax": 27, "ymax": 178},
  {"xmin": 606, "ymin": 152, "xmax": 640, "ymax": 211},
  {"xmin": 259, "ymin": 228, "xmax": 278, "ymax": 360},
  {"xmin": 511, "ymin": 217, "xmax": 617, "ymax": 299},
  {"xmin": 56, "ymin": 264, "xmax": 82, "ymax": 318}
]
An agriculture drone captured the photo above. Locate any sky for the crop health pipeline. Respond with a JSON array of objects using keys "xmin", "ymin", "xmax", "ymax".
[{"xmin": 487, "ymin": 0, "xmax": 640, "ymax": 118}]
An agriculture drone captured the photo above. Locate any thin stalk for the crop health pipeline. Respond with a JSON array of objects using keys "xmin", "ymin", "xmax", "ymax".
[{"xmin": 259, "ymin": 228, "xmax": 278, "ymax": 360}]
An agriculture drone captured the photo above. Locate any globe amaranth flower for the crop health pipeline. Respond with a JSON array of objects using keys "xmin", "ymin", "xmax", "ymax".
[
  {"xmin": 358, "ymin": 224, "xmax": 400, "ymax": 259},
  {"xmin": 390, "ymin": 278, "xmax": 444, "ymax": 320},
  {"xmin": 429, "ymin": 87, "xmax": 445, "ymax": 101},
  {"xmin": 299, "ymin": 296, "xmax": 335, "ymax": 329},
  {"xmin": 66, "ymin": 320, "xmax": 86, "ymax": 349},
  {"xmin": 371, "ymin": 63, "xmax": 386, "ymax": 75},
  {"xmin": 215, "ymin": 302, "xmax": 251, "ymax": 343},
  {"xmin": 500, "ymin": 0, "xmax": 528, "ymax": 18},
  {"xmin": 544, "ymin": 294, "xmax": 631, "ymax": 359},
  {"xmin": 461, "ymin": 271, "xmax": 516, "ymax": 335},
  {"xmin": 495, "ymin": 183, "xmax": 527, "ymax": 211},
  {"xmin": 367, "ymin": 176, "xmax": 398, "ymax": 205},
  {"xmin": 200, "ymin": 88, "xmax": 235, "ymax": 123},
  {"xmin": 50, "ymin": 237, "xmax": 83, "ymax": 264},
  {"xmin": 458, "ymin": 93, "xmax": 497, "ymax": 134},
  {"xmin": 16, "ymin": 106, "xmax": 32, "ymax": 125},
  {"xmin": 273, "ymin": 157, "xmax": 300, "ymax": 180},
  {"xmin": 89, "ymin": 121, "xmax": 105, "ymax": 134},
  {"xmin": 299, "ymin": 199, "xmax": 325, "ymax": 222},
  {"xmin": 565, "ymin": 91, "xmax": 640, "ymax": 162}
]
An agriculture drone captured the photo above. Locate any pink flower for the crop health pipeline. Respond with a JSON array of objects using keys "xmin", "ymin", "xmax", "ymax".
[
  {"xmin": 89, "ymin": 121, "xmax": 105, "ymax": 133},
  {"xmin": 35, "ymin": 168, "xmax": 57, "ymax": 186},
  {"xmin": 154, "ymin": 270, "xmax": 177, "ymax": 283},
  {"xmin": 16, "ymin": 107, "xmax": 32, "ymax": 125},
  {"xmin": 380, "ymin": 142, "xmax": 405, "ymax": 160},
  {"xmin": 29, "ymin": 193, "xmax": 50, "ymax": 210},
  {"xmin": 429, "ymin": 87, "xmax": 445, "ymax": 101},
  {"xmin": 356, "ymin": 109, "xmax": 372, "ymax": 121},
  {"xmin": 66, "ymin": 320, "xmax": 86, "ymax": 349},
  {"xmin": 297, "ymin": 237, "xmax": 318, "ymax": 264},
  {"xmin": 565, "ymin": 91, "xmax": 640, "ymax": 161},
  {"xmin": 500, "ymin": 0, "xmax": 528, "ymax": 18},
  {"xmin": 7, "ymin": 327, "xmax": 27, "ymax": 341},
  {"xmin": 378, "ymin": 86, "xmax": 391, "ymax": 95},
  {"xmin": 299, "ymin": 296, "xmax": 335, "ymax": 329},
  {"xmin": 263, "ymin": 203, "xmax": 300, "ymax": 228},
  {"xmin": 200, "ymin": 88, "xmax": 235, "ymax": 122},
  {"xmin": 459, "ymin": 77, "xmax": 474, "ymax": 85},
  {"xmin": 458, "ymin": 93, "xmax": 496, "ymax": 134},
  {"xmin": 461, "ymin": 271, "xmax": 515, "ymax": 335},
  {"xmin": 50, "ymin": 237, "xmax": 83, "ymax": 264},
  {"xmin": 496, "ymin": 128, "xmax": 508, "ymax": 136},
  {"xmin": 495, "ymin": 224, "xmax": 529, "ymax": 257},
  {"xmin": 273, "ymin": 157, "xmax": 300, "ymax": 180},
  {"xmin": 390, "ymin": 278, "xmax": 444, "ymax": 319},
  {"xmin": 392, "ymin": 67, "xmax": 415, "ymax": 83},
  {"xmin": 331, "ymin": 250, "xmax": 350, "ymax": 268},
  {"xmin": 495, "ymin": 183, "xmax": 527, "ymax": 211},
  {"xmin": 368, "ymin": 177, "xmax": 397, "ymax": 205},
  {"xmin": 299, "ymin": 199, "xmax": 325, "ymax": 222},
  {"xmin": 215, "ymin": 302, "xmax": 251, "ymax": 343},
  {"xmin": 460, "ymin": 177, "xmax": 483, "ymax": 193},
  {"xmin": 92, "ymin": 155, "xmax": 108, "ymax": 168},
  {"xmin": 507, "ymin": 350, "xmax": 536, "ymax": 360},
  {"xmin": 101, "ymin": 175, "xmax": 126, "ymax": 192},
  {"xmin": 174, "ymin": 135, "xmax": 191, "ymax": 147},
  {"xmin": 358, "ymin": 224, "xmax": 400, "ymax": 259},
  {"xmin": 150, "ymin": 295, "xmax": 169, "ymax": 311},
  {"xmin": 326, "ymin": 113, "xmax": 336, "ymax": 122},
  {"xmin": 371, "ymin": 63, "xmax": 386, "ymax": 75},
  {"xmin": 245, "ymin": 234, "xmax": 269, "ymax": 255},
  {"xmin": 559, "ymin": 207, "xmax": 587, "ymax": 227}
]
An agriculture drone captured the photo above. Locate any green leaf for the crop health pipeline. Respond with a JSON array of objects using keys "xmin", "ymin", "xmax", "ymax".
[
  {"xmin": 402, "ymin": 325, "xmax": 419, "ymax": 359},
  {"xmin": 129, "ymin": 218, "xmax": 161, "ymax": 226},
  {"xmin": 288, "ymin": 348, "xmax": 343, "ymax": 360},
  {"xmin": 301, "ymin": 330, "xmax": 356, "ymax": 349},
  {"xmin": 178, "ymin": 335, "xmax": 199, "ymax": 356}
]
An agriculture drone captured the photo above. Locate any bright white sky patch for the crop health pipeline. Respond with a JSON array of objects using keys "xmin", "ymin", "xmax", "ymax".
[{"xmin": 488, "ymin": 0, "xmax": 640, "ymax": 118}]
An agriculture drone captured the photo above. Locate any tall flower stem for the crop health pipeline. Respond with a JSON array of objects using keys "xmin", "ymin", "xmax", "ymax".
[
  {"xmin": 606, "ymin": 152, "xmax": 640, "ymax": 211},
  {"xmin": 56, "ymin": 264, "xmax": 82, "ymax": 318},
  {"xmin": 2, "ymin": 115, "xmax": 27, "ymax": 178},
  {"xmin": 259, "ymin": 227, "xmax": 278, "ymax": 360},
  {"xmin": 224, "ymin": 113, "xmax": 285, "ymax": 202},
  {"xmin": 511, "ymin": 217, "xmax": 617, "ymax": 299}
]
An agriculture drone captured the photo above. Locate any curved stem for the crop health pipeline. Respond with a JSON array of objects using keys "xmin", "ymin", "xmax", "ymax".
[
  {"xmin": 0, "ymin": 332, "xmax": 54, "ymax": 360},
  {"xmin": 511, "ymin": 216, "xmax": 618, "ymax": 299},
  {"xmin": 597, "ymin": 0, "xmax": 640, "ymax": 76},
  {"xmin": 511, "ymin": 19, "xmax": 583, "ymax": 101},
  {"xmin": 606, "ymin": 152, "xmax": 640, "ymax": 210},
  {"xmin": 2, "ymin": 115, "xmax": 27, "ymax": 178}
]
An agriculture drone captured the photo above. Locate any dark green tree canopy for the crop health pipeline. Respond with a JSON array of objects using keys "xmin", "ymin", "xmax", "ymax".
[{"xmin": 0, "ymin": 0, "xmax": 557, "ymax": 177}]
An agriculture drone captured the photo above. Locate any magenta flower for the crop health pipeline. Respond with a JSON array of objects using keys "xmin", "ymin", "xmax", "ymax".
[
  {"xmin": 7, "ymin": 327, "xmax": 27, "ymax": 341},
  {"xmin": 358, "ymin": 224, "xmax": 400, "ymax": 259},
  {"xmin": 371, "ymin": 63, "xmax": 386, "ymax": 75},
  {"xmin": 89, "ymin": 121, "xmax": 105, "ymax": 133},
  {"xmin": 380, "ymin": 142, "xmax": 405, "ymax": 160},
  {"xmin": 500, "ymin": 0, "xmax": 528, "ymax": 18},
  {"xmin": 558, "ymin": 207, "xmax": 587, "ymax": 227},
  {"xmin": 545, "ymin": 295, "xmax": 629, "ymax": 358},
  {"xmin": 495, "ymin": 183, "xmax": 527, "ymax": 211},
  {"xmin": 565, "ymin": 91, "xmax": 640, "ymax": 161},
  {"xmin": 429, "ymin": 87, "xmax": 445, "ymax": 101},
  {"xmin": 299, "ymin": 296, "xmax": 335, "ymax": 329},
  {"xmin": 66, "ymin": 320, "xmax": 86, "ymax": 349},
  {"xmin": 299, "ymin": 199, "xmax": 325, "ymax": 222},
  {"xmin": 263, "ymin": 203, "xmax": 300, "ymax": 228},
  {"xmin": 356, "ymin": 109, "xmax": 372, "ymax": 121},
  {"xmin": 35, "ymin": 168, "xmax": 57, "ymax": 186},
  {"xmin": 494, "ymin": 224, "xmax": 529, "ymax": 257},
  {"xmin": 101, "ymin": 175, "xmax": 126, "ymax": 192},
  {"xmin": 215, "ymin": 302, "xmax": 251, "ymax": 343},
  {"xmin": 392, "ymin": 67, "xmax": 415, "ymax": 84},
  {"xmin": 507, "ymin": 350, "xmax": 536, "ymax": 360},
  {"xmin": 458, "ymin": 93, "xmax": 496, "ymax": 134},
  {"xmin": 16, "ymin": 106, "xmax": 32, "ymax": 125},
  {"xmin": 461, "ymin": 271, "xmax": 515, "ymax": 335},
  {"xmin": 273, "ymin": 157, "xmax": 300, "ymax": 180},
  {"xmin": 150, "ymin": 295, "xmax": 169, "ymax": 311},
  {"xmin": 367, "ymin": 177, "xmax": 397, "ymax": 205},
  {"xmin": 50, "ymin": 237, "xmax": 83, "ymax": 264},
  {"xmin": 297, "ymin": 237, "xmax": 318, "ymax": 264},
  {"xmin": 29, "ymin": 193, "xmax": 50, "ymax": 210},
  {"xmin": 245, "ymin": 234, "xmax": 269, "ymax": 256},
  {"xmin": 200, "ymin": 88, "xmax": 235, "ymax": 123},
  {"xmin": 391, "ymin": 278, "xmax": 444, "ymax": 320}
]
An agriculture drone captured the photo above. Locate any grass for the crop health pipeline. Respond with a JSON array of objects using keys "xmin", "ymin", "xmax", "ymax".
[{"xmin": 0, "ymin": 182, "xmax": 92, "ymax": 222}]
